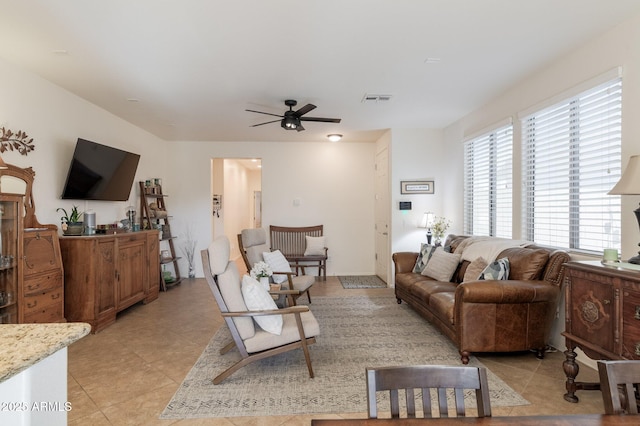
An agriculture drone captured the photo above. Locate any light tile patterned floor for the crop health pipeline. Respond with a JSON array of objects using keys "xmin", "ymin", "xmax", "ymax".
[{"xmin": 67, "ymin": 271, "xmax": 605, "ymax": 425}]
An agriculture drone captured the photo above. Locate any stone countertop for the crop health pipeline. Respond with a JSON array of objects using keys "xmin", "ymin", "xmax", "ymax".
[{"xmin": 0, "ymin": 322, "xmax": 91, "ymax": 383}]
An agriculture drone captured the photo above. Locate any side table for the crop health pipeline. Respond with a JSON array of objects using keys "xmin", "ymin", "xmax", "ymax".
[{"xmin": 562, "ymin": 260, "xmax": 640, "ymax": 402}]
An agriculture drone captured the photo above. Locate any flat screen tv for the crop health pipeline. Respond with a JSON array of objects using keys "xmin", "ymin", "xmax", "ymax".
[{"xmin": 61, "ymin": 138, "xmax": 140, "ymax": 201}]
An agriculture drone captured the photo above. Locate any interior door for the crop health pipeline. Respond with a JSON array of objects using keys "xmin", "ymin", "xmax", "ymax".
[{"xmin": 374, "ymin": 148, "xmax": 390, "ymax": 283}]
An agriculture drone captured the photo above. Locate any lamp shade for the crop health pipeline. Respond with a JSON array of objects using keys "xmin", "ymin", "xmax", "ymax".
[
  {"xmin": 609, "ymin": 155, "xmax": 640, "ymax": 195},
  {"xmin": 419, "ymin": 212, "xmax": 435, "ymax": 228}
]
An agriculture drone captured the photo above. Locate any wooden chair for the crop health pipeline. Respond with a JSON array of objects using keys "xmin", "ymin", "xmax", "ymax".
[
  {"xmin": 598, "ymin": 360, "xmax": 640, "ymax": 414},
  {"xmin": 238, "ymin": 228, "xmax": 314, "ymax": 305},
  {"xmin": 202, "ymin": 236, "xmax": 320, "ymax": 384},
  {"xmin": 366, "ymin": 365, "xmax": 492, "ymax": 418},
  {"xmin": 269, "ymin": 225, "xmax": 328, "ymax": 280}
]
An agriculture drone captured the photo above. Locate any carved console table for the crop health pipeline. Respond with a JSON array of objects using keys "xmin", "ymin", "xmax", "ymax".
[{"xmin": 562, "ymin": 260, "xmax": 640, "ymax": 402}]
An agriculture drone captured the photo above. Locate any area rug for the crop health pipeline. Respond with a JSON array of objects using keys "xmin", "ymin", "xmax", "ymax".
[
  {"xmin": 160, "ymin": 296, "xmax": 528, "ymax": 419},
  {"xmin": 338, "ymin": 275, "xmax": 387, "ymax": 289}
]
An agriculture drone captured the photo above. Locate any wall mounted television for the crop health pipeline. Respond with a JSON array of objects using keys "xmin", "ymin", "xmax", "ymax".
[{"xmin": 61, "ymin": 138, "xmax": 141, "ymax": 201}]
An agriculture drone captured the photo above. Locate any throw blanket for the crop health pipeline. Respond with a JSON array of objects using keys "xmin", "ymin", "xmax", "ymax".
[{"xmin": 454, "ymin": 236, "xmax": 532, "ymax": 263}]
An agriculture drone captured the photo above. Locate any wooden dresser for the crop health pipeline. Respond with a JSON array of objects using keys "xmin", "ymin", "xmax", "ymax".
[
  {"xmin": 562, "ymin": 260, "xmax": 640, "ymax": 402},
  {"xmin": 21, "ymin": 228, "xmax": 65, "ymax": 323},
  {"xmin": 60, "ymin": 230, "xmax": 159, "ymax": 332}
]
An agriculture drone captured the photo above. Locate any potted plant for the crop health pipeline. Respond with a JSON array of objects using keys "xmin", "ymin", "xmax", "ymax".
[
  {"xmin": 431, "ymin": 216, "xmax": 451, "ymax": 246},
  {"xmin": 250, "ymin": 261, "xmax": 273, "ymax": 290},
  {"xmin": 57, "ymin": 205, "xmax": 84, "ymax": 236}
]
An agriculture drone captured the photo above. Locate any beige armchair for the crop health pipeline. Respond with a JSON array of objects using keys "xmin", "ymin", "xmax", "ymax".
[
  {"xmin": 201, "ymin": 236, "xmax": 320, "ymax": 384},
  {"xmin": 238, "ymin": 228, "xmax": 314, "ymax": 305}
]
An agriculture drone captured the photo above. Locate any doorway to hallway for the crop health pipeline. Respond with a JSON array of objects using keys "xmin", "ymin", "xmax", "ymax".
[{"xmin": 210, "ymin": 158, "xmax": 262, "ymax": 261}]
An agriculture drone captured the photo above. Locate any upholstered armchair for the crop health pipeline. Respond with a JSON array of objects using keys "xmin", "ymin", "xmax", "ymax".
[
  {"xmin": 238, "ymin": 228, "xmax": 314, "ymax": 305},
  {"xmin": 202, "ymin": 236, "xmax": 320, "ymax": 384}
]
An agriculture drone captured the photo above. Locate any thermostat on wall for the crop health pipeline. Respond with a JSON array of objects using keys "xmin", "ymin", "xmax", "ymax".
[{"xmin": 399, "ymin": 201, "xmax": 412, "ymax": 210}]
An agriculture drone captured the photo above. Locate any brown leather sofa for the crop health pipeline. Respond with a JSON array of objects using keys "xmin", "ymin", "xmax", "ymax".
[{"xmin": 393, "ymin": 235, "xmax": 570, "ymax": 364}]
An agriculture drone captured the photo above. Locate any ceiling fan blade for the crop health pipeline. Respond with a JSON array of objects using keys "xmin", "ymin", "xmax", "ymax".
[
  {"xmin": 250, "ymin": 119, "xmax": 282, "ymax": 127},
  {"xmin": 294, "ymin": 104, "xmax": 316, "ymax": 117},
  {"xmin": 245, "ymin": 109, "xmax": 283, "ymax": 118},
  {"xmin": 299, "ymin": 116, "xmax": 342, "ymax": 123}
]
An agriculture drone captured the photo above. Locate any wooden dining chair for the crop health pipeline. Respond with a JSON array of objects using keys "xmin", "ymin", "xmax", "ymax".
[
  {"xmin": 366, "ymin": 365, "xmax": 492, "ymax": 418},
  {"xmin": 598, "ymin": 360, "xmax": 640, "ymax": 414}
]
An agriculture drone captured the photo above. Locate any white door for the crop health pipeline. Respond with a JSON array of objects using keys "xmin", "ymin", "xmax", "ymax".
[{"xmin": 374, "ymin": 148, "xmax": 390, "ymax": 283}]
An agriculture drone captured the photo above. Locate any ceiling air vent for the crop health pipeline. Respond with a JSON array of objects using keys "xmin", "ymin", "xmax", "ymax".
[{"xmin": 362, "ymin": 94, "xmax": 393, "ymax": 103}]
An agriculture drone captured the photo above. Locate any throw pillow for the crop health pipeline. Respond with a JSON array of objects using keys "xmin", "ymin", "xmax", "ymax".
[
  {"xmin": 304, "ymin": 236, "xmax": 326, "ymax": 256},
  {"xmin": 479, "ymin": 258, "xmax": 510, "ymax": 281},
  {"xmin": 463, "ymin": 257, "xmax": 488, "ymax": 282},
  {"xmin": 241, "ymin": 275, "xmax": 283, "ymax": 335},
  {"xmin": 262, "ymin": 250, "xmax": 292, "ymax": 284},
  {"xmin": 413, "ymin": 243, "xmax": 437, "ymax": 273},
  {"xmin": 421, "ymin": 247, "xmax": 461, "ymax": 281}
]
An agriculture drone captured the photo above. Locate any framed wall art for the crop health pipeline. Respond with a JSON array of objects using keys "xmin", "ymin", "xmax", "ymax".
[{"xmin": 400, "ymin": 180, "xmax": 434, "ymax": 194}]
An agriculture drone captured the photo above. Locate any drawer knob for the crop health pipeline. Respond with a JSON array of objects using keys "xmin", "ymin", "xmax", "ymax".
[{"xmin": 27, "ymin": 300, "xmax": 38, "ymax": 309}]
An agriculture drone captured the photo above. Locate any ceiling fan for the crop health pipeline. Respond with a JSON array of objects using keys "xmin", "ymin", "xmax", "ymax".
[{"xmin": 246, "ymin": 99, "xmax": 341, "ymax": 132}]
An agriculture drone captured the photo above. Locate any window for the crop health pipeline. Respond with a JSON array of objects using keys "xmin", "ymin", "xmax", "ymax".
[
  {"xmin": 464, "ymin": 124, "xmax": 513, "ymax": 238},
  {"xmin": 521, "ymin": 78, "xmax": 622, "ymax": 253}
]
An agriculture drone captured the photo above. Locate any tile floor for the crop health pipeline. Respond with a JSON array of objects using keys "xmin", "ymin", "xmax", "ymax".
[{"xmin": 67, "ymin": 274, "xmax": 605, "ymax": 425}]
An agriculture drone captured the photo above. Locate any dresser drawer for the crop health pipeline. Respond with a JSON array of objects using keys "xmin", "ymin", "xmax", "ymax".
[
  {"xmin": 23, "ymin": 272, "xmax": 62, "ymax": 296},
  {"xmin": 23, "ymin": 301, "xmax": 64, "ymax": 323},
  {"xmin": 23, "ymin": 288, "xmax": 63, "ymax": 316}
]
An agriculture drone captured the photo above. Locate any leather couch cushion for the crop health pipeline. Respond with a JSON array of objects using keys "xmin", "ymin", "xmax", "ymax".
[
  {"xmin": 498, "ymin": 247, "xmax": 549, "ymax": 280},
  {"xmin": 410, "ymin": 280, "xmax": 458, "ymax": 303},
  {"xmin": 429, "ymin": 292, "xmax": 456, "ymax": 325}
]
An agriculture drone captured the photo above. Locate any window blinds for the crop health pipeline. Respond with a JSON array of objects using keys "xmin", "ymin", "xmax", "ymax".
[
  {"xmin": 521, "ymin": 78, "xmax": 622, "ymax": 252},
  {"xmin": 464, "ymin": 124, "xmax": 513, "ymax": 237}
]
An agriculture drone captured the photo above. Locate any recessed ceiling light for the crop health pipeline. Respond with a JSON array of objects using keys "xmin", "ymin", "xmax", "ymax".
[
  {"xmin": 424, "ymin": 57, "xmax": 441, "ymax": 64},
  {"xmin": 327, "ymin": 134, "xmax": 342, "ymax": 142}
]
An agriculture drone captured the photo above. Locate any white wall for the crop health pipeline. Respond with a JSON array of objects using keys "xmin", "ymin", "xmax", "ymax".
[
  {"xmin": 389, "ymin": 128, "xmax": 451, "ymax": 255},
  {"xmin": 0, "ymin": 58, "xmax": 167, "ymax": 228},
  {"xmin": 165, "ymin": 140, "xmax": 376, "ymax": 278},
  {"xmin": 222, "ymin": 159, "xmax": 252, "ymax": 260}
]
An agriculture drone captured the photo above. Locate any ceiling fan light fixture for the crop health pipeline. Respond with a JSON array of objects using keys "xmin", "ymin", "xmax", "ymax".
[
  {"xmin": 281, "ymin": 116, "xmax": 299, "ymax": 130},
  {"xmin": 327, "ymin": 134, "xmax": 342, "ymax": 142}
]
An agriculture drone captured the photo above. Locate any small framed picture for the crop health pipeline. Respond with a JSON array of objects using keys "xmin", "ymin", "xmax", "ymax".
[{"xmin": 401, "ymin": 180, "xmax": 434, "ymax": 194}]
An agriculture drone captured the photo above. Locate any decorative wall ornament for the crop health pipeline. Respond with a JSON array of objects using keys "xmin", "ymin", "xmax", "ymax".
[{"xmin": 0, "ymin": 127, "xmax": 35, "ymax": 155}]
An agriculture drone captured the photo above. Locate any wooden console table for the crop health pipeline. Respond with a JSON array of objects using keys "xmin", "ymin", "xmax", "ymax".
[
  {"xmin": 562, "ymin": 260, "xmax": 640, "ymax": 402},
  {"xmin": 60, "ymin": 231, "xmax": 160, "ymax": 332}
]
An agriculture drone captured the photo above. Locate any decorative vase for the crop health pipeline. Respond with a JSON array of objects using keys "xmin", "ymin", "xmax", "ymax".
[
  {"xmin": 259, "ymin": 276, "xmax": 270, "ymax": 291},
  {"xmin": 188, "ymin": 264, "xmax": 195, "ymax": 278}
]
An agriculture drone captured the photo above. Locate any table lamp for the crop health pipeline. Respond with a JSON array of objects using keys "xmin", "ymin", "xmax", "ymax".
[
  {"xmin": 419, "ymin": 212, "xmax": 435, "ymax": 244},
  {"xmin": 608, "ymin": 154, "xmax": 640, "ymax": 264}
]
